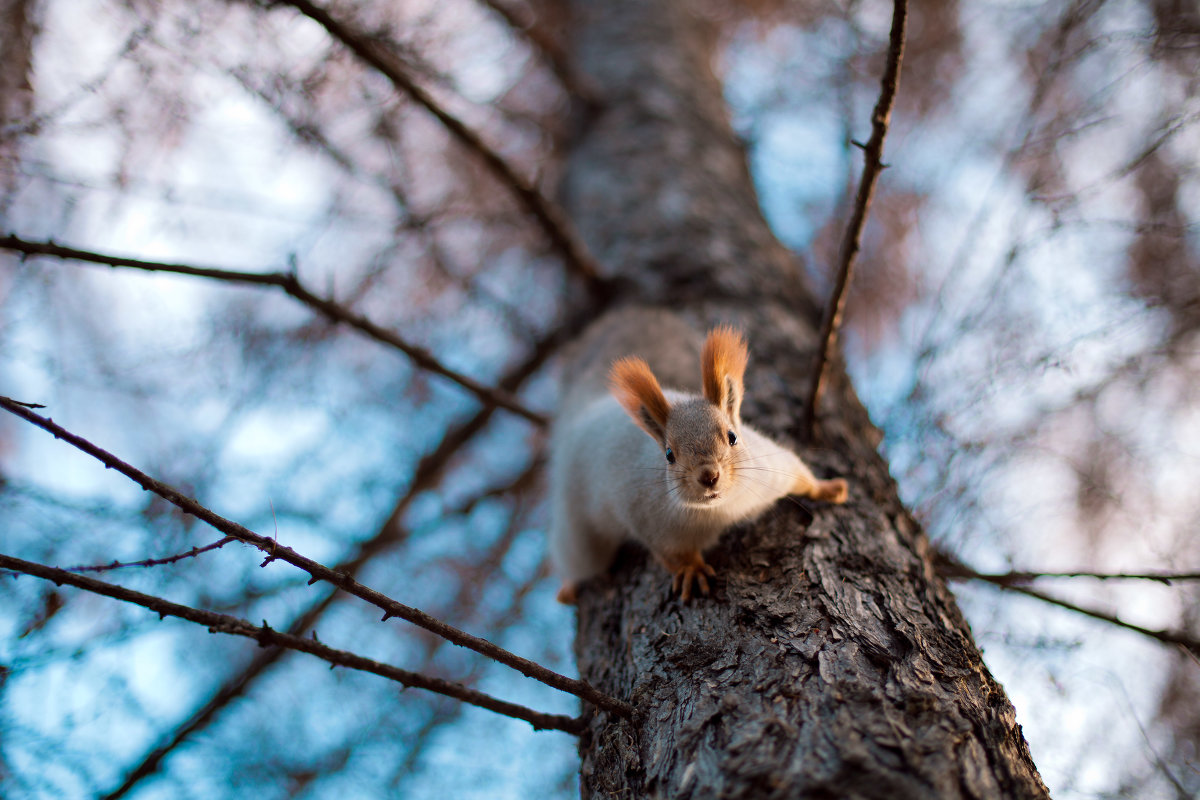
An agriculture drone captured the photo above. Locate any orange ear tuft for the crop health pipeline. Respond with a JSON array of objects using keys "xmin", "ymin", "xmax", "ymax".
[
  {"xmin": 609, "ymin": 356, "xmax": 671, "ymax": 440},
  {"xmin": 701, "ymin": 326, "xmax": 748, "ymax": 411}
]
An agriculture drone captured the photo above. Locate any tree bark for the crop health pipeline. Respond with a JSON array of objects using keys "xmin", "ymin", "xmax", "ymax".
[
  {"xmin": 0, "ymin": 0, "xmax": 36, "ymax": 202},
  {"xmin": 560, "ymin": 2, "xmax": 1050, "ymax": 797}
]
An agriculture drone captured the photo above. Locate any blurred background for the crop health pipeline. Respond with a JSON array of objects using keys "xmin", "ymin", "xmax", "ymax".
[{"xmin": 1, "ymin": 0, "xmax": 1197, "ymax": 797}]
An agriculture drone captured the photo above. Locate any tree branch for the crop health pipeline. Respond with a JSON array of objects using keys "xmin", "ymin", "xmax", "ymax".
[
  {"xmin": 57, "ymin": 537, "xmax": 235, "ymax": 574},
  {"xmin": 99, "ymin": 329, "xmax": 572, "ymax": 798},
  {"xmin": 941, "ymin": 558, "xmax": 1200, "ymax": 658},
  {"xmin": 0, "ymin": 234, "xmax": 548, "ymax": 426},
  {"xmin": 263, "ymin": 0, "xmax": 604, "ymax": 285},
  {"xmin": 0, "ymin": 552, "xmax": 584, "ymax": 734},
  {"xmin": 804, "ymin": 0, "xmax": 908, "ymax": 439},
  {"xmin": 943, "ymin": 567, "xmax": 1200, "ymax": 586},
  {"xmin": 0, "ymin": 395, "xmax": 634, "ymax": 719},
  {"xmin": 398, "ymin": 555, "xmax": 549, "ymax": 778},
  {"xmin": 103, "ymin": 467, "xmax": 541, "ymax": 800}
]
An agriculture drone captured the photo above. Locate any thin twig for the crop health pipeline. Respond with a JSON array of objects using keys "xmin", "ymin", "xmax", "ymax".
[
  {"xmin": 0, "ymin": 234, "xmax": 547, "ymax": 426},
  {"xmin": 1007, "ymin": 584, "xmax": 1200, "ymax": 658},
  {"xmin": 57, "ymin": 537, "xmax": 236, "ymax": 575},
  {"xmin": 1112, "ymin": 676, "xmax": 1194, "ymax": 800},
  {"xmin": 902, "ymin": 1, "xmax": 1098, "ymax": 389},
  {"xmin": 804, "ymin": 0, "xmax": 908, "ymax": 439},
  {"xmin": 0, "ymin": 552, "xmax": 583, "ymax": 734},
  {"xmin": 0, "ymin": 395, "xmax": 634, "ymax": 719},
  {"xmin": 265, "ymin": 0, "xmax": 604, "ymax": 285},
  {"xmin": 944, "ymin": 567, "xmax": 1200, "ymax": 586},
  {"xmin": 941, "ymin": 558, "xmax": 1200, "ymax": 658},
  {"xmin": 1, "ymin": 396, "xmax": 45, "ymax": 408}
]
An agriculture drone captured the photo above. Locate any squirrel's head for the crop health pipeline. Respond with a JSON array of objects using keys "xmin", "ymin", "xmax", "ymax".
[{"xmin": 609, "ymin": 326, "xmax": 748, "ymax": 506}]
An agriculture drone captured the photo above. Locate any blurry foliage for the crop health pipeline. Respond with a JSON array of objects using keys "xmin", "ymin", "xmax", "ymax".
[{"xmin": 1, "ymin": 0, "xmax": 1199, "ymax": 798}]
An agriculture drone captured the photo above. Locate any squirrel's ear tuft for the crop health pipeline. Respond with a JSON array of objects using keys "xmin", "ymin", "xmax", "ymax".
[
  {"xmin": 610, "ymin": 357, "xmax": 671, "ymax": 442},
  {"xmin": 701, "ymin": 326, "xmax": 747, "ymax": 426}
]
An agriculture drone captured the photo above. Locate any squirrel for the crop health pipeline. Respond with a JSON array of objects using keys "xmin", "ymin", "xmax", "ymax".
[{"xmin": 549, "ymin": 309, "xmax": 848, "ymax": 604}]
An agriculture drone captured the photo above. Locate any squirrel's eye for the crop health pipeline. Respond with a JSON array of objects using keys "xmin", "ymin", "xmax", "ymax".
[
  {"xmin": 665, "ymin": 447, "xmax": 676, "ymax": 464},
  {"xmin": 727, "ymin": 430, "xmax": 738, "ymax": 446}
]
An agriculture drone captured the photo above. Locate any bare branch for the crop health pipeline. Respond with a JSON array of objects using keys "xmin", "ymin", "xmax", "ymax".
[
  {"xmin": 941, "ymin": 558, "xmax": 1200, "ymax": 658},
  {"xmin": 338, "ymin": 323, "xmax": 571, "ymax": 578},
  {"xmin": 0, "ymin": 552, "xmax": 584, "ymax": 734},
  {"xmin": 1005, "ymin": 584, "xmax": 1200, "ymax": 658},
  {"xmin": 57, "ymin": 537, "xmax": 235, "ymax": 575},
  {"xmin": 804, "ymin": 0, "xmax": 908, "ymax": 439},
  {"xmin": 0, "ymin": 396, "xmax": 43, "ymax": 408},
  {"xmin": 0, "ymin": 395, "xmax": 633, "ymax": 719},
  {"xmin": 0, "ymin": 234, "xmax": 548, "ymax": 426},
  {"xmin": 104, "ymin": 470, "xmax": 540, "ymax": 800},
  {"xmin": 942, "ymin": 567, "xmax": 1200, "ymax": 586},
  {"xmin": 101, "ymin": 331, "xmax": 569, "ymax": 798},
  {"xmin": 263, "ymin": 0, "xmax": 604, "ymax": 285},
  {"xmin": 904, "ymin": 2, "xmax": 1130, "ymax": 380}
]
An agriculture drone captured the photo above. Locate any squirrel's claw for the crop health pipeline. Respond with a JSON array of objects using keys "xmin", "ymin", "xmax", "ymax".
[{"xmin": 667, "ymin": 553, "xmax": 716, "ymax": 601}]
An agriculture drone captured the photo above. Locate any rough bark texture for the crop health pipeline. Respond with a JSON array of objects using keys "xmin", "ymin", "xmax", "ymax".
[{"xmin": 560, "ymin": 2, "xmax": 1050, "ymax": 798}]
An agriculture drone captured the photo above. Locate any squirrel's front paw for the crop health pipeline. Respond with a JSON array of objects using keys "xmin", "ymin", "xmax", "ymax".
[{"xmin": 661, "ymin": 551, "xmax": 716, "ymax": 601}]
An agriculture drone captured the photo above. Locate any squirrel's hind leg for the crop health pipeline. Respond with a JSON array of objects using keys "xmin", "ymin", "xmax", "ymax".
[
  {"xmin": 812, "ymin": 478, "xmax": 848, "ymax": 503},
  {"xmin": 790, "ymin": 464, "xmax": 849, "ymax": 504},
  {"xmin": 550, "ymin": 519, "xmax": 621, "ymax": 605}
]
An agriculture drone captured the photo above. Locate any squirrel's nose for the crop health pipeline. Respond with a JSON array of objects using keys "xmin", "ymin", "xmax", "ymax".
[{"xmin": 698, "ymin": 468, "xmax": 720, "ymax": 488}]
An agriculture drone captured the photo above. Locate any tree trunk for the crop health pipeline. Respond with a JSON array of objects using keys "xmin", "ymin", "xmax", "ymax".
[
  {"xmin": 560, "ymin": 2, "xmax": 1050, "ymax": 797},
  {"xmin": 0, "ymin": 0, "xmax": 36, "ymax": 202}
]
